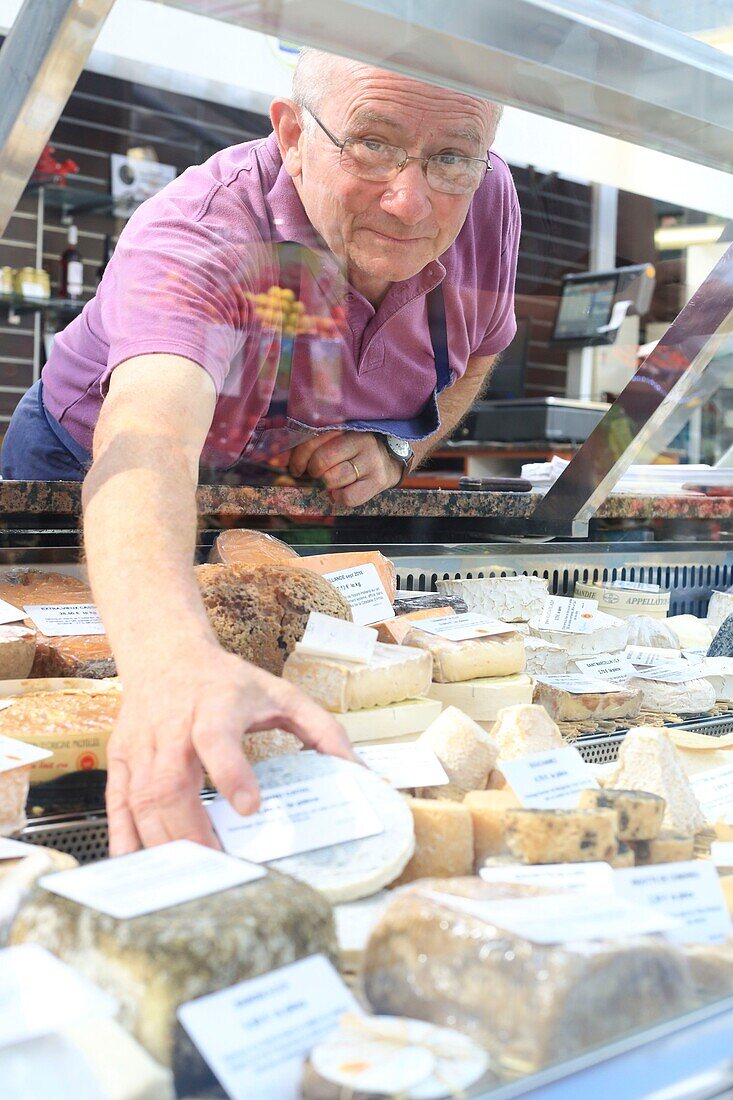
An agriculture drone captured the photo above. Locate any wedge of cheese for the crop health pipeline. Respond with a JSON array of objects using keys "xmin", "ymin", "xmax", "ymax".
[
  {"xmin": 375, "ymin": 606, "xmax": 455, "ymax": 644},
  {"xmin": 529, "ymin": 610, "xmax": 628, "ymax": 656},
  {"xmin": 418, "ymin": 706, "xmax": 499, "ymax": 793},
  {"xmin": 607, "ymin": 726, "xmax": 707, "ymax": 835},
  {"xmin": 578, "ymin": 788, "xmax": 665, "ymax": 841},
  {"xmin": 282, "ymin": 643, "xmax": 433, "ymax": 712},
  {"xmin": 505, "ymin": 807, "xmax": 618, "ymax": 864},
  {"xmin": 464, "ymin": 789, "xmax": 519, "ymax": 867},
  {"xmin": 335, "ymin": 698, "xmax": 442, "ymax": 743},
  {"xmin": 391, "ymin": 798, "xmax": 474, "ymax": 885},
  {"xmin": 666, "ymin": 615, "xmax": 713, "ymax": 651},
  {"xmin": 523, "ymin": 636, "xmax": 571, "ymax": 677},
  {"xmin": 436, "ymin": 576, "xmax": 549, "ymax": 622},
  {"xmin": 403, "ymin": 627, "xmax": 525, "ymax": 683},
  {"xmin": 491, "ymin": 703, "xmax": 564, "ymax": 760},
  {"xmin": 532, "ymin": 681, "xmax": 643, "ymax": 722},
  {"xmin": 428, "ymin": 674, "xmax": 534, "ymax": 720},
  {"xmin": 707, "ymin": 591, "xmax": 733, "ymax": 635}
]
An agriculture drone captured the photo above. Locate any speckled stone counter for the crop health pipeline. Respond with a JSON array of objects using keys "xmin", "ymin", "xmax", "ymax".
[{"xmin": 0, "ymin": 480, "xmax": 732, "ymax": 521}]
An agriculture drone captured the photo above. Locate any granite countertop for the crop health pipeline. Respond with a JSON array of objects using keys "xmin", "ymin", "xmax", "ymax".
[{"xmin": 1, "ymin": 480, "xmax": 733, "ymax": 520}]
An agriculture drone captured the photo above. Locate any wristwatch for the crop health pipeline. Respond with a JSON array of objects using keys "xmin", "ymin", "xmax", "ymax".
[{"xmin": 381, "ymin": 434, "xmax": 415, "ymax": 485}]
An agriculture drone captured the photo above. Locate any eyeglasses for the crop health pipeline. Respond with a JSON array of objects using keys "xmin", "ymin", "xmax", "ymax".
[{"xmin": 303, "ymin": 107, "xmax": 491, "ymax": 196}]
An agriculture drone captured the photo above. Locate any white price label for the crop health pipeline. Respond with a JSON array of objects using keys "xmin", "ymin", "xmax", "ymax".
[
  {"xmin": 23, "ymin": 603, "xmax": 105, "ymax": 636},
  {"xmin": 415, "ymin": 613, "xmax": 515, "ymax": 641},
  {"xmin": 298, "ymin": 612, "xmax": 377, "ymax": 664},
  {"xmin": 356, "ymin": 743, "xmax": 449, "ymax": 789},
  {"xmin": 535, "ymin": 673, "xmax": 620, "ymax": 695},
  {"xmin": 178, "ymin": 955, "xmax": 359, "ymax": 1100},
  {"xmin": 633, "ymin": 661, "xmax": 706, "ymax": 683},
  {"xmin": 691, "ymin": 765, "xmax": 733, "ymax": 823},
  {"xmin": 695, "ymin": 657, "xmax": 733, "ymax": 676},
  {"xmin": 40, "ymin": 840, "xmax": 265, "ymax": 919},
  {"xmin": 500, "ymin": 747, "xmax": 598, "ymax": 809},
  {"xmin": 480, "ymin": 861, "xmax": 615, "ymax": 893},
  {"xmin": 615, "ymin": 861, "xmax": 732, "ymax": 944},
  {"xmin": 625, "ymin": 646, "xmax": 683, "ymax": 667},
  {"xmin": 575, "ymin": 653, "xmax": 636, "ymax": 685},
  {"xmin": 0, "ymin": 837, "xmax": 39, "ymax": 861},
  {"xmin": 610, "ymin": 581, "xmax": 661, "ymax": 593},
  {"xmin": 207, "ymin": 774, "xmax": 384, "ymax": 863},
  {"xmin": 323, "ymin": 564, "xmax": 394, "ymax": 626},
  {"xmin": 0, "ymin": 598, "xmax": 25, "ymax": 625},
  {"xmin": 0, "ymin": 733, "xmax": 51, "ymax": 774},
  {"xmin": 538, "ymin": 594, "xmax": 598, "ymax": 634},
  {"xmin": 683, "ymin": 649, "xmax": 710, "ymax": 662}
]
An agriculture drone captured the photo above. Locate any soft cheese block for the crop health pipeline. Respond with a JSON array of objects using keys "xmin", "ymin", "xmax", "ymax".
[
  {"xmin": 532, "ymin": 681, "xmax": 643, "ymax": 722},
  {"xmin": 666, "ymin": 615, "xmax": 713, "ymax": 651},
  {"xmin": 417, "ymin": 706, "xmax": 499, "ymax": 792},
  {"xmin": 463, "ymin": 789, "xmax": 519, "ymax": 867},
  {"xmin": 363, "ymin": 879, "xmax": 693, "ymax": 1074},
  {"xmin": 436, "ymin": 576, "xmax": 549, "ymax": 623},
  {"xmin": 626, "ymin": 676, "xmax": 716, "ymax": 716},
  {"xmin": 428, "ymin": 674, "xmax": 534, "ymax": 720},
  {"xmin": 283, "ymin": 643, "xmax": 432, "ymax": 712},
  {"xmin": 402, "ymin": 627, "xmax": 525, "ymax": 683},
  {"xmin": 625, "ymin": 615, "xmax": 680, "ymax": 650},
  {"xmin": 578, "ymin": 789, "xmax": 665, "ymax": 841},
  {"xmin": 529, "ymin": 610, "xmax": 628, "ymax": 656},
  {"xmin": 335, "ymin": 698, "xmax": 442, "ymax": 744},
  {"xmin": 505, "ymin": 807, "xmax": 618, "ymax": 864},
  {"xmin": 523, "ymin": 636, "xmax": 571, "ymax": 677},
  {"xmin": 608, "ymin": 727, "xmax": 707, "ymax": 835},
  {"xmin": 391, "ymin": 798, "xmax": 474, "ymax": 885},
  {"xmin": 631, "ymin": 830, "xmax": 695, "ymax": 865},
  {"xmin": 253, "ymin": 753, "xmax": 416, "ymax": 902},
  {"xmin": 707, "ymin": 591, "xmax": 733, "ymax": 636},
  {"xmin": 491, "ymin": 703, "xmax": 565, "ymax": 759}
]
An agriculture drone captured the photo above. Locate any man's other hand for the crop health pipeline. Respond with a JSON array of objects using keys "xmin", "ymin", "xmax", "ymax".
[{"xmin": 288, "ymin": 430, "xmax": 402, "ymax": 506}]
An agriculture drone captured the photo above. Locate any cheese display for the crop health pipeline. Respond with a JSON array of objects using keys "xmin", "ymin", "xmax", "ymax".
[
  {"xmin": 707, "ymin": 590, "xmax": 733, "ymax": 635},
  {"xmin": 631, "ymin": 830, "xmax": 695, "ymax": 865},
  {"xmin": 504, "ymin": 807, "xmax": 618, "ymax": 864},
  {"xmin": 428, "ymin": 674, "xmax": 534, "ymax": 720},
  {"xmin": 362, "ymin": 879, "xmax": 693, "ymax": 1073},
  {"xmin": 532, "ymin": 681, "xmax": 643, "ymax": 722},
  {"xmin": 666, "ymin": 615, "xmax": 713, "ymax": 651},
  {"xmin": 10, "ymin": 861, "xmax": 338, "ymax": 1084},
  {"xmin": 196, "ymin": 563, "xmax": 351, "ymax": 676},
  {"xmin": 402, "ymin": 627, "xmax": 525, "ymax": 683},
  {"xmin": 0, "ymin": 845, "xmax": 78, "ymax": 945},
  {"xmin": 626, "ymin": 676, "xmax": 716, "ymax": 716},
  {"xmin": 528, "ymin": 610, "xmax": 628, "ymax": 656},
  {"xmin": 490, "ymin": 703, "xmax": 565, "ymax": 760},
  {"xmin": 208, "ymin": 528, "xmax": 300, "ymax": 566},
  {"xmin": 0, "ymin": 623, "xmax": 36, "ymax": 678},
  {"xmin": 523, "ymin": 636, "xmax": 571, "ymax": 677},
  {"xmin": 375, "ymin": 606, "xmax": 454, "ymax": 644},
  {"xmin": 464, "ymin": 789, "xmax": 519, "ymax": 867},
  {"xmin": 393, "ymin": 593, "xmax": 468, "ymax": 615},
  {"xmin": 578, "ymin": 789, "xmax": 665, "ymax": 841},
  {"xmin": 391, "ymin": 798, "xmax": 474, "ymax": 885},
  {"xmin": 0, "ymin": 569, "xmax": 114, "ymax": 678},
  {"xmin": 625, "ymin": 615, "xmax": 679, "ymax": 650},
  {"xmin": 334, "ymin": 698, "xmax": 442, "ymax": 744},
  {"xmin": 436, "ymin": 576, "xmax": 549, "ymax": 622},
  {"xmin": 607, "ymin": 727, "xmax": 707, "ymax": 834},
  {"xmin": 283, "ymin": 643, "xmax": 432, "ymax": 712},
  {"xmin": 417, "ymin": 706, "xmax": 499, "ymax": 793},
  {"xmin": 252, "ymin": 753, "xmax": 415, "ymax": 902}
]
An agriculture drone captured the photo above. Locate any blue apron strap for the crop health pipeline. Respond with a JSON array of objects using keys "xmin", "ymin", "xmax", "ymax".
[{"xmin": 426, "ymin": 283, "xmax": 451, "ymax": 394}]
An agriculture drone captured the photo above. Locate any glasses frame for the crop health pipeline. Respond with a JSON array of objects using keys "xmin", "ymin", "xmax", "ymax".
[{"xmin": 302, "ymin": 107, "xmax": 492, "ymax": 194}]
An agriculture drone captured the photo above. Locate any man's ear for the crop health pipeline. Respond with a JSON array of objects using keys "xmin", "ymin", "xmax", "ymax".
[{"xmin": 270, "ymin": 99, "xmax": 304, "ymax": 179}]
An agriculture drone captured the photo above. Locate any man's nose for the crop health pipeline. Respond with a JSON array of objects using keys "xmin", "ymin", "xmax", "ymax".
[{"xmin": 379, "ymin": 161, "xmax": 433, "ymax": 225}]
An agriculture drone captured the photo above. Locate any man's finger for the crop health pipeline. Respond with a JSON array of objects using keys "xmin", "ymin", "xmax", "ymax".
[
  {"xmin": 288, "ymin": 431, "xmax": 343, "ymax": 478},
  {"xmin": 331, "ymin": 474, "xmax": 382, "ymax": 508},
  {"xmin": 193, "ymin": 708, "xmax": 261, "ymax": 817},
  {"xmin": 145, "ymin": 744, "xmax": 221, "ymax": 847},
  {"xmin": 321, "ymin": 459, "xmax": 365, "ymax": 490},
  {"xmin": 106, "ymin": 756, "xmax": 142, "ymax": 856},
  {"xmin": 250, "ymin": 692, "xmax": 357, "ymax": 762}
]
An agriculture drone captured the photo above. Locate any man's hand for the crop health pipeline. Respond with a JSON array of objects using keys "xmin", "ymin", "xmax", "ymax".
[
  {"xmin": 106, "ymin": 642, "xmax": 356, "ymax": 855},
  {"xmin": 288, "ymin": 430, "xmax": 402, "ymax": 506}
]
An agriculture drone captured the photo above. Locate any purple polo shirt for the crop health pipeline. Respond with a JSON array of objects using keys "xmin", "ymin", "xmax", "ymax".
[{"xmin": 43, "ymin": 133, "xmax": 520, "ymax": 466}]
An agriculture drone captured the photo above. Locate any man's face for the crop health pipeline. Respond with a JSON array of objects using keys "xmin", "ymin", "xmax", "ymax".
[{"xmin": 283, "ymin": 62, "xmax": 493, "ymax": 304}]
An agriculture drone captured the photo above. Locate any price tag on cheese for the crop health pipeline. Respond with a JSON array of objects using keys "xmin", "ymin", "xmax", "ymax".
[
  {"xmin": 323, "ymin": 564, "xmax": 394, "ymax": 626},
  {"xmin": 0, "ymin": 944, "xmax": 118, "ymax": 1049},
  {"xmin": 414, "ymin": 613, "xmax": 516, "ymax": 641},
  {"xmin": 614, "ymin": 861, "xmax": 733, "ymax": 944},
  {"xmin": 632, "ymin": 661, "xmax": 706, "ymax": 683},
  {"xmin": 610, "ymin": 580, "xmax": 662, "ymax": 593},
  {"xmin": 39, "ymin": 839, "xmax": 266, "ymax": 919},
  {"xmin": 23, "ymin": 603, "xmax": 105, "ymax": 636},
  {"xmin": 683, "ymin": 648, "xmax": 711, "ymax": 662},
  {"xmin": 499, "ymin": 746, "xmax": 598, "ymax": 809},
  {"xmin": 0, "ymin": 733, "xmax": 51, "ymax": 773},
  {"xmin": 0, "ymin": 837, "xmax": 38, "ymax": 860},
  {"xmin": 694, "ymin": 656, "xmax": 733, "ymax": 676},
  {"xmin": 480, "ymin": 861, "xmax": 615, "ymax": 893},
  {"xmin": 625, "ymin": 646, "xmax": 683, "ymax": 667},
  {"xmin": 0, "ymin": 598, "xmax": 25, "ymax": 625},
  {"xmin": 691, "ymin": 764, "xmax": 733, "ymax": 823},
  {"xmin": 575, "ymin": 653, "xmax": 636, "ymax": 685},
  {"xmin": 178, "ymin": 954, "xmax": 359, "ymax": 1100},
  {"xmin": 710, "ymin": 842, "xmax": 733, "ymax": 869},
  {"xmin": 356, "ymin": 743, "xmax": 449, "ymax": 789},
  {"xmin": 207, "ymin": 774, "xmax": 384, "ymax": 863},
  {"xmin": 298, "ymin": 612, "xmax": 377, "ymax": 664},
  {"xmin": 537, "ymin": 594, "xmax": 598, "ymax": 634},
  {"xmin": 534, "ymin": 673, "xmax": 621, "ymax": 695}
]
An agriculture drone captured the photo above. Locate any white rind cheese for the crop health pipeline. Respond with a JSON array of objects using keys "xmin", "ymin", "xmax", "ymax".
[
  {"xmin": 523, "ymin": 636, "xmax": 571, "ymax": 677},
  {"xmin": 607, "ymin": 726, "xmax": 707, "ymax": 835},
  {"xmin": 436, "ymin": 576, "xmax": 549, "ymax": 622},
  {"xmin": 335, "ymin": 698, "xmax": 442, "ymax": 743},
  {"xmin": 625, "ymin": 616, "xmax": 680, "ymax": 650},
  {"xmin": 666, "ymin": 615, "xmax": 713, "ymax": 651},
  {"xmin": 703, "ymin": 673, "xmax": 733, "ymax": 702},
  {"xmin": 528, "ymin": 610, "xmax": 628, "ymax": 656},
  {"xmin": 418, "ymin": 706, "xmax": 499, "ymax": 792},
  {"xmin": 491, "ymin": 703, "xmax": 564, "ymax": 760},
  {"xmin": 627, "ymin": 676, "xmax": 716, "ymax": 716},
  {"xmin": 402, "ymin": 628, "xmax": 525, "ymax": 683},
  {"xmin": 428, "ymin": 674, "xmax": 534, "ymax": 720},
  {"xmin": 707, "ymin": 590, "xmax": 733, "ymax": 635},
  {"xmin": 255, "ymin": 753, "xmax": 415, "ymax": 902},
  {"xmin": 282, "ymin": 643, "xmax": 432, "ymax": 712}
]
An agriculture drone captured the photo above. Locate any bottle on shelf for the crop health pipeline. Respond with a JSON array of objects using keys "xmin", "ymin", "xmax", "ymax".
[
  {"xmin": 96, "ymin": 234, "xmax": 114, "ymax": 286},
  {"xmin": 59, "ymin": 223, "xmax": 83, "ymax": 299}
]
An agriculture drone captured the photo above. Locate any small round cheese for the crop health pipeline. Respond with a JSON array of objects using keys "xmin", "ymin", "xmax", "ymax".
[{"xmin": 627, "ymin": 676, "xmax": 715, "ymax": 716}]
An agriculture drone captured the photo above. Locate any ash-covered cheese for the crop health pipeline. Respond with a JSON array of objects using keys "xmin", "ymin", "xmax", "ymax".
[
  {"xmin": 505, "ymin": 807, "xmax": 618, "ymax": 864},
  {"xmin": 631, "ymin": 829, "xmax": 695, "ymax": 865},
  {"xmin": 666, "ymin": 615, "xmax": 713, "ymax": 651},
  {"xmin": 254, "ymin": 753, "xmax": 415, "ymax": 902},
  {"xmin": 707, "ymin": 591, "xmax": 733, "ymax": 636},
  {"xmin": 608, "ymin": 727, "xmax": 706, "ymax": 835},
  {"xmin": 523, "ymin": 636, "xmax": 571, "ymax": 677},
  {"xmin": 578, "ymin": 788, "xmax": 665, "ymax": 841},
  {"xmin": 464, "ymin": 789, "xmax": 519, "ymax": 867},
  {"xmin": 625, "ymin": 615, "xmax": 679, "ymax": 650},
  {"xmin": 491, "ymin": 703, "xmax": 564, "ymax": 760},
  {"xmin": 626, "ymin": 676, "xmax": 716, "ymax": 716},
  {"xmin": 391, "ymin": 798, "xmax": 474, "ymax": 886},
  {"xmin": 417, "ymin": 706, "xmax": 498, "ymax": 793},
  {"xmin": 529, "ymin": 610, "xmax": 628, "ymax": 656},
  {"xmin": 282, "ymin": 642, "xmax": 432, "ymax": 712},
  {"xmin": 428, "ymin": 674, "xmax": 534, "ymax": 720},
  {"xmin": 532, "ymin": 681, "xmax": 642, "ymax": 722},
  {"xmin": 402, "ymin": 628, "xmax": 525, "ymax": 683},
  {"xmin": 436, "ymin": 576, "xmax": 549, "ymax": 622}
]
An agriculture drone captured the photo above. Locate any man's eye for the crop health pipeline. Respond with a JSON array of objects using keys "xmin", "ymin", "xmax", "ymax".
[
  {"xmin": 435, "ymin": 152, "xmax": 464, "ymax": 166},
  {"xmin": 363, "ymin": 139, "xmax": 388, "ymax": 153}
]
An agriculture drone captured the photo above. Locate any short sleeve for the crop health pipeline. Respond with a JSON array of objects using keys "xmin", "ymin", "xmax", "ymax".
[{"xmin": 473, "ymin": 194, "xmax": 521, "ymax": 358}]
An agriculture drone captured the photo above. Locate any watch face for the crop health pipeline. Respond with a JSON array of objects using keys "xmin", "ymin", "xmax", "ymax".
[{"xmin": 389, "ymin": 437, "xmax": 411, "ymax": 459}]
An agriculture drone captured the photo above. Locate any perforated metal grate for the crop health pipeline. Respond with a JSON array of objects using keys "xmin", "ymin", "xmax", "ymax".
[{"xmin": 22, "ymin": 816, "xmax": 109, "ymax": 864}]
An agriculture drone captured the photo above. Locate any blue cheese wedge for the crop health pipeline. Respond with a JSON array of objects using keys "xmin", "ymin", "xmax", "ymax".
[{"xmin": 282, "ymin": 643, "xmax": 432, "ymax": 711}]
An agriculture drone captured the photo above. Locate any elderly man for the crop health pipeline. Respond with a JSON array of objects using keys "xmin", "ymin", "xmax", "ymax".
[{"xmin": 1, "ymin": 50, "xmax": 520, "ymax": 853}]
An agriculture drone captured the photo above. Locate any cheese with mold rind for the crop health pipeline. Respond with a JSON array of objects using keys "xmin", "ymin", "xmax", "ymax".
[
  {"xmin": 282, "ymin": 642, "xmax": 432, "ymax": 712},
  {"xmin": 626, "ymin": 676, "xmax": 716, "ymax": 716},
  {"xmin": 532, "ymin": 681, "xmax": 642, "ymax": 722},
  {"xmin": 607, "ymin": 726, "xmax": 707, "ymax": 834},
  {"xmin": 578, "ymin": 788, "xmax": 665, "ymax": 841},
  {"xmin": 417, "ymin": 706, "xmax": 499, "ymax": 792},
  {"xmin": 402, "ymin": 628, "xmax": 525, "ymax": 683},
  {"xmin": 707, "ymin": 591, "xmax": 733, "ymax": 635},
  {"xmin": 631, "ymin": 829, "xmax": 695, "ymax": 865},
  {"xmin": 529, "ymin": 611, "xmax": 628, "ymax": 656},
  {"xmin": 505, "ymin": 807, "xmax": 618, "ymax": 864},
  {"xmin": 523, "ymin": 636, "xmax": 571, "ymax": 677},
  {"xmin": 666, "ymin": 615, "xmax": 713, "ymax": 651},
  {"xmin": 491, "ymin": 703, "xmax": 565, "ymax": 760},
  {"xmin": 436, "ymin": 576, "xmax": 549, "ymax": 622}
]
